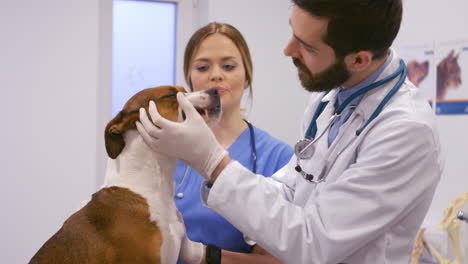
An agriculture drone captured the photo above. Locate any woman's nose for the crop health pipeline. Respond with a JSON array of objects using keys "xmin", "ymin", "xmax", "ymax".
[{"xmin": 210, "ymin": 67, "xmax": 223, "ymax": 81}]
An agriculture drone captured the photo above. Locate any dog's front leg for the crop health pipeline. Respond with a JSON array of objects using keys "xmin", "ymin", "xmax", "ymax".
[
  {"xmin": 176, "ymin": 211, "xmax": 204, "ymax": 264},
  {"xmin": 159, "ymin": 221, "xmax": 185, "ymax": 264},
  {"xmin": 179, "ymin": 235, "xmax": 204, "ymax": 264}
]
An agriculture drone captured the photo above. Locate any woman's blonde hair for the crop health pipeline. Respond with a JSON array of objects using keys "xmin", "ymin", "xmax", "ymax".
[{"xmin": 183, "ymin": 22, "xmax": 253, "ymax": 98}]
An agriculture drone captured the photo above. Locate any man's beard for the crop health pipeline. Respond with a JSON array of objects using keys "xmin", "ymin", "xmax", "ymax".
[{"xmin": 292, "ymin": 57, "xmax": 350, "ymax": 92}]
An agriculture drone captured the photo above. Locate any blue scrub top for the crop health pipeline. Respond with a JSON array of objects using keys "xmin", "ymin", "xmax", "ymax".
[{"xmin": 174, "ymin": 124, "xmax": 293, "ymax": 254}]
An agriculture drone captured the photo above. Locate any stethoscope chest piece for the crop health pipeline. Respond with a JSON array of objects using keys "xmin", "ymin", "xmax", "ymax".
[
  {"xmin": 294, "ymin": 137, "xmax": 315, "ymax": 158},
  {"xmin": 294, "ymin": 137, "xmax": 319, "ymax": 182}
]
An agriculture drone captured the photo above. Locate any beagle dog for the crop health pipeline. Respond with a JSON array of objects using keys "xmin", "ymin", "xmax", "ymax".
[{"xmin": 29, "ymin": 86, "xmax": 221, "ymax": 264}]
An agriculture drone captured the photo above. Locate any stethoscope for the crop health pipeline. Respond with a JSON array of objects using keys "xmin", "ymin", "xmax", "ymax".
[
  {"xmin": 175, "ymin": 119, "xmax": 257, "ymax": 198},
  {"xmin": 294, "ymin": 59, "xmax": 407, "ymax": 183},
  {"xmin": 244, "ymin": 119, "xmax": 257, "ymax": 174}
]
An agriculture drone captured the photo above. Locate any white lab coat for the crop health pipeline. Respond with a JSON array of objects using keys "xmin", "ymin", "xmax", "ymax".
[{"xmin": 203, "ymin": 52, "xmax": 444, "ymax": 264}]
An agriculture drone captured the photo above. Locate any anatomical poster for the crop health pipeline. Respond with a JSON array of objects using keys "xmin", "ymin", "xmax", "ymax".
[
  {"xmin": 399, "ymin": 44, "xmax": 435, "ymax": 109},
  {"xmin": 434, "ymin": 40, "xmax": 468, "ymax": 115}
]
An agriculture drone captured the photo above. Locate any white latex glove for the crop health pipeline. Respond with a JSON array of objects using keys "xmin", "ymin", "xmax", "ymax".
[{"xmin": 136, "ymin": 92, "xmax": 227, "ymax": 180}]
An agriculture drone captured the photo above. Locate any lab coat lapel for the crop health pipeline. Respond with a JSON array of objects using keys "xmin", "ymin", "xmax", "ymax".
[
  {"xmin": 314, "ymin": 89, "xmax": 337, "ymax": 135},
  {"xmin": 295, "ymin": 89, "xmax": 337, "ymax": 195},
  {"xmin": 325, "ymin": 110, "xmax": 363, "ymax": 166}
]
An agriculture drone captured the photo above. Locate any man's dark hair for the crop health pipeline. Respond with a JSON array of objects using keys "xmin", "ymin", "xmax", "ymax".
[{"xmin": 291, "ymin": 0, "xmax": 402, "ymax": 59}]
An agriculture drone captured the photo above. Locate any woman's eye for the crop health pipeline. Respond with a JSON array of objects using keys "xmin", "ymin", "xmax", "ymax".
[
  {"xmin": 196, "ymin": 65, "xmax": 209, "ymax": 72},
  {"xmin": 223, "ymin": 64, "xmax": 235, "ymax": 71}
]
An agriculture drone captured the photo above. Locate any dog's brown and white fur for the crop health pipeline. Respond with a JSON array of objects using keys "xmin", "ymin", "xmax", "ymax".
[{"xmin": 29, "ymin": 86, "xmax": 221, "ymax": 264}]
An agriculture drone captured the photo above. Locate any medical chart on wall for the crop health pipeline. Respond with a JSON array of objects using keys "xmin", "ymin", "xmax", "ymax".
[
  {"xmin": 399, "ymin": 44, "xmax": 436, "ymax": 109},
  {"xmin": 434, "ymin": 40, "xmax": 468, "ymax": 115}
]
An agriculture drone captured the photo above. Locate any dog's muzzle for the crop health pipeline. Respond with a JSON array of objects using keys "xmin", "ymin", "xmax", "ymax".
[{"xmin": 185, "ymin": 88, "xmax": 222, "ymax": 123}]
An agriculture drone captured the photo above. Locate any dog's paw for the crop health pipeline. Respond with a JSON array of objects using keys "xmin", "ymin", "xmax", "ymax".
[{"xmin": 179, "ymin": 236, "xmax": 204, "ymax": 264}]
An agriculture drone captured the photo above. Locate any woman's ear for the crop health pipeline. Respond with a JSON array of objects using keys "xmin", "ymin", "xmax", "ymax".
[{"xmin": 344, "ymin": 51, "xmax": 373, "ymax": 72}]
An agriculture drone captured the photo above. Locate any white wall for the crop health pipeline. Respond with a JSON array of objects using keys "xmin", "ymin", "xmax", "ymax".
[
  {"xmin": 0, "ymin": 0, "xmax": 104, "ymax": 263},
  {"xmin": 395, "ymin": 0, "xmax": 468, "ymax": 225}
]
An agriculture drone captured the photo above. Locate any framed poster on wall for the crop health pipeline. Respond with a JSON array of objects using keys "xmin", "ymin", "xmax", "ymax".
[
  {"xmin": 400, "ymin": 43, "xmax": 436, "ymax": 110},
  {"xmin": 435, "ymin": 40, "xmax": 468, "ymax": 115}
]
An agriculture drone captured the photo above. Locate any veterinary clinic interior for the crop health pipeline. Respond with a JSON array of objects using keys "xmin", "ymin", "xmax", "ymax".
[{"xmin": 2, "ymin": 0, "xmax": 467, "ymax": 263}]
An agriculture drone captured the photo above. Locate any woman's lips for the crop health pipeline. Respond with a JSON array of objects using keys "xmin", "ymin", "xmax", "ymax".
[{"xmin": 212, "ymin": 87, "xmax": 227, "ymax": 94}]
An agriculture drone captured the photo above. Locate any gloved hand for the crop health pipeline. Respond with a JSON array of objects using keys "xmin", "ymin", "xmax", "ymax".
[{"xmin": 136, "ymin": 92, "xmax": 228, "ymax": 180}]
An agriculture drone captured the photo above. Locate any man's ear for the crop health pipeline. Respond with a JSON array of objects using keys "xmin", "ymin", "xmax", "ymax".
[{"xmin": 344, "ymin": 51, "xmax": 373, "ymax": 72}]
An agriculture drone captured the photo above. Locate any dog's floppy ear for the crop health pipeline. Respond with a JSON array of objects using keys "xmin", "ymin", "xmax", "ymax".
[
  {"xmin": 105, "ymin": 111, "xmax": 140, "ymax": 159},
  {"xmin": 105, "ymin": 112, "xmax": 125, "ymax": 159},
  {"xmin": 105, "ymin": 111, "xmax": 140, "ymax": 158}
]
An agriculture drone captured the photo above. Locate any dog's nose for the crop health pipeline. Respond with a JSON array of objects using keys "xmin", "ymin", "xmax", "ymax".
[
  {"xmin": 205, "ymin": 88, "xmax": 219, "ymax": 96},
  {"xmin": 204, "ymin": 88, "xmax": 221, "ymax": 117}
]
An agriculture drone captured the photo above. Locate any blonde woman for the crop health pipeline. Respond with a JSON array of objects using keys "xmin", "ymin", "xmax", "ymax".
[{"xmin": 175, "ymin": 22, "xmax": 292, "ymax": 263}]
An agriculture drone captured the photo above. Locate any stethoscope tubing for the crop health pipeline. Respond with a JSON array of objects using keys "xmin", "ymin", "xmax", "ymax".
[
  {"xmin": 295, "ymin": 60, "xmax": 407, "ymax": 183},
  {"xmin": 298, "ymin": 106, "xmax": 358, "ymax": 158},
  {"xmin": 175, "ymin": 119, "xmax": 257, "ymax": 194},
  {"xmin": 244, "ymin": 119, "xmax": 257, "ymax": 174}
]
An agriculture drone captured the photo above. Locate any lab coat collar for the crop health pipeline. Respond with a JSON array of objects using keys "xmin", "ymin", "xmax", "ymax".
[
  {"xmin": 307, "ymin": 49, "xmax": 403, "ymax": 160},
  {"xmin": 320, "ymin": 88, "xmax": 339, "ymax": 103},
  {"xmin": 324, "ymin": 49, "xmax": 404, "ymax": 166},
  {"xmin": 354, "ymin": 48, "xmax": 404, "ymax": 121}
]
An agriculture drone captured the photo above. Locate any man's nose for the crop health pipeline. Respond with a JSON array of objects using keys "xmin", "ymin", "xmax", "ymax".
[{"xmin": 284, "ymin": 36, "xmax": 299, "ymax": 57}]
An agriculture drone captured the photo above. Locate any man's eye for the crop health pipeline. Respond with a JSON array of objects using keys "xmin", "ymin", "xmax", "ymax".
[
  {"xmin": 305, "ymin": 47, "xmax": 316, "ymax": 54},
  {"xmin": 302, "ymin": 44, "xmax": 316, "ymax": 54}
]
